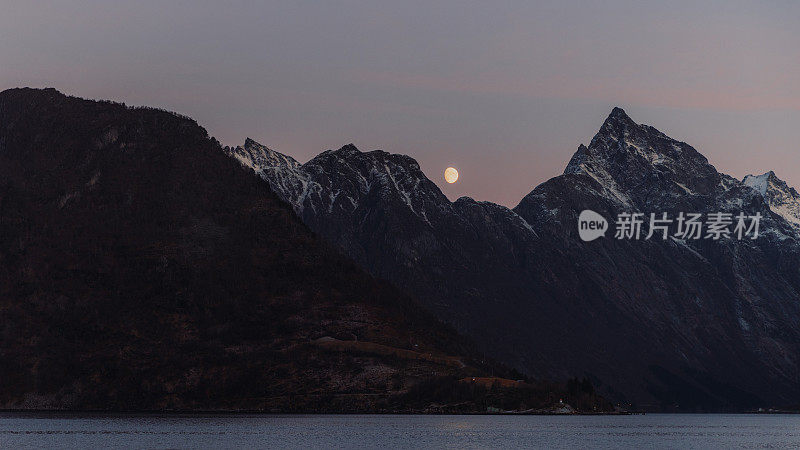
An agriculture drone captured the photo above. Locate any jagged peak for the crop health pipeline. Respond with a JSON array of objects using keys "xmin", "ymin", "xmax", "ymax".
[
  {"xmin": 608, "ymin": 106, "xmax": 631, "ymax": 120},
  {"xmin": 743, "ymin": 171, "xmax": 800, "ymax": 228},
  {"xmin": 595, "ymin": 107, "xmax": 673, "ymax": 142},
  {"xmin": 564, "ymin": 144, "xmax": 590, "ymax": 175},
  {"xmin": 744, "ymin": 171, "xmax": 798, "ymax": 197},
  {"xmin": 312, "ymin": 144, "xmax": 424, "ymax": 173},
  {"xmin": 333, "ymin": 143, "xmax": 361, "ymax": 156},
  {"xmin": 560, "ymin": 107, "xmax": 724, "ymax": 206},
  {"xmin": 231, "ymin": 137, "xmax": 300, "ymax": 171},
  {"xmin": 599, "ymin": 106, "xmax": 637, "ymax": 131},
  {"xmin": 586, "ymin": 106, "xmax": 708, "ymax": 166},
  {"xmin": 241, "ymin": 137, "xmax": 272, "ymax": 155},
  {"xmin": 313, "ymin": 143, "xmax": 363, "ymax": 162},
  {"xmin": 243, "ymin": 137, "xmax": 262, "ymax": 148},
  {"xmin": 744, "ymin": 170, "xmax": 774, "ymax": 178},
  {"xmin": 242, "ymin": 137, "xmax": 282, "ymax": 154}
]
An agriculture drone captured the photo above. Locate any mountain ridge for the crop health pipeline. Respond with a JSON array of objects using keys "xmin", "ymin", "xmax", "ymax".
[
  {"xmin": 744, "ymin": 171, "xmax": 800, "ymax": 228},
  {"xmin": 0, "ymin": 87, "xmax": 610, "ymax": 413},
  {"xmin": 233, "ymin": 107, "xmax": 800, "ymax": 411}
]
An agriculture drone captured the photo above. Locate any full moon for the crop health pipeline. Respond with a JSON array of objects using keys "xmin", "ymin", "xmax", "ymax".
[{"xmin": 444, "ymin": 167, "xmax": 459, "ymax": 184}]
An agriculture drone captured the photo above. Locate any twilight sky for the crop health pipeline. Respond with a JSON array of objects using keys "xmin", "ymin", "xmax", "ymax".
[{"xmin": 2, "ymin": 0, "xmax": 798, "ymax": 206}]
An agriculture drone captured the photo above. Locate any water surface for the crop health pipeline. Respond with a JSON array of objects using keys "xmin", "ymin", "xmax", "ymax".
[{"xmin": 1, "ymin": 413, "xmax": 798, "ymax": 448}]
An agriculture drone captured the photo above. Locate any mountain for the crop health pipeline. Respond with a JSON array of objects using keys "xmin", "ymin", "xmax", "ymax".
[
  {"xmin": 233, "ymin": 107, "xmax": 800, "ymax": 411},
  {"xmin": 743, "ymin": 171, "xmax": 800, "ymax": 228},
  {"xmin": 0, "ymin": 88, "xmax": 607, "ymax": 413},
  {"xmin": 515, "ymin": 109, "xmax": 800, "ymax": 409},
  {"xmin": 225, "ymin": 139, "xmax": 541, "ymax": 332}
]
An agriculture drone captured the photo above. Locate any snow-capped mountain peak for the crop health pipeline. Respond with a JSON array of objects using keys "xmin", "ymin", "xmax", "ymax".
[
  {"xmin": 744, "ymin": 171, "xmax": 800, "ymax": 227},
  {"xmin": 564, "ymin": 107, "xmax": 722, "ymax": 209},
  {"xmin": 226, "ymin": 140, "xmax": 457, "ymax": 225},
  {"xmin": 225, "ymin": 107, "xmax": 800, "ymax": 410},
  {"xmin": 225, "ymin": 139, "xmax": 312, "ymax": 213},
  {"xmin": 237, "ymin": 137, "xmax": 302, "ymax": 171}
]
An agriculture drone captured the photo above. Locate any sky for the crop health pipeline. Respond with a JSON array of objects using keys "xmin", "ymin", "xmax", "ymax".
[{"xmin": 2, "ymin": 0, "xmax": 798, "ymax": 206}]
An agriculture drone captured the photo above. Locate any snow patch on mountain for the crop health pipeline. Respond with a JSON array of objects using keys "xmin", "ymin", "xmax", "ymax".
[
  {"xmin": 562, "ymin": 107, "xmax": 726, "ymax": 209},
  {"xmin": 226, "ymin": 140, "xmax": 455, "ymax": 227},
  {"xmin": 564, "ymin": 144, "xmax": 633, "ymax": 207},
  {"xmin": 743, "ymin": 172, "xmax": 771, "ymax": 196},
  {"xmin": 744, "ymin": 171, "xmax": 800, "ymax": 228},
  {"xmin": 224, "ymin": 138, "xmax": 317, "ymax": 214}
]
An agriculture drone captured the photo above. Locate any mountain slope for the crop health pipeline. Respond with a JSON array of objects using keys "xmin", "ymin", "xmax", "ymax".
[
  {"xmin": 515, "ymin": 109, "xmax": 800, "ymax": 409},
  {"xmin": 236, "ymin": 108, "xmax": 800, "ymax": 411},
  {"xmin": 0, "ymin": 88, "xmax": 595, "ymax": 412},
  {"xmin": 226, "ymin": 139, "xmax": 540, "ymax": 331}
]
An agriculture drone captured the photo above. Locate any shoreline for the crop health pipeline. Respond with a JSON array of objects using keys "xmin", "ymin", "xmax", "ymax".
[{"xmin": 4, "ymin": 410, "xmax": 799, "ymax": 416}]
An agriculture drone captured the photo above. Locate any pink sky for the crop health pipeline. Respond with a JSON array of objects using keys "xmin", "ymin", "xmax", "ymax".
[{"xmin": 2, "ymin": 0, "xmax": 798, "ymax": 206}]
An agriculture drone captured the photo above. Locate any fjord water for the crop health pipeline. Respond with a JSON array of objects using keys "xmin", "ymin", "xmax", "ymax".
[{"xmin": 1, "ymin": 414, "xmax": 799, "ymax": 448}]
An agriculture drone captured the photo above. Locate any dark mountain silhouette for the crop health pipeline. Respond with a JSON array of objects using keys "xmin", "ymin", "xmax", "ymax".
[
  {"xmin": 0, "ymin": 88, "xmax": 608, "ymax": 412},
  {"xmin": 236, "ymin": 107, "xmax": 800, "ymax": 411}
]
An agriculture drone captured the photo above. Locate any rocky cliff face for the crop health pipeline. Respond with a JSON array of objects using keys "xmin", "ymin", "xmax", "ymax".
[
  {"xmin": 234, "ymin": 108, "xmax": 800, "ymax": 411},
  {"xmin": 0, "ymin": 88, "xmax": 595, "ymax": 413}
]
